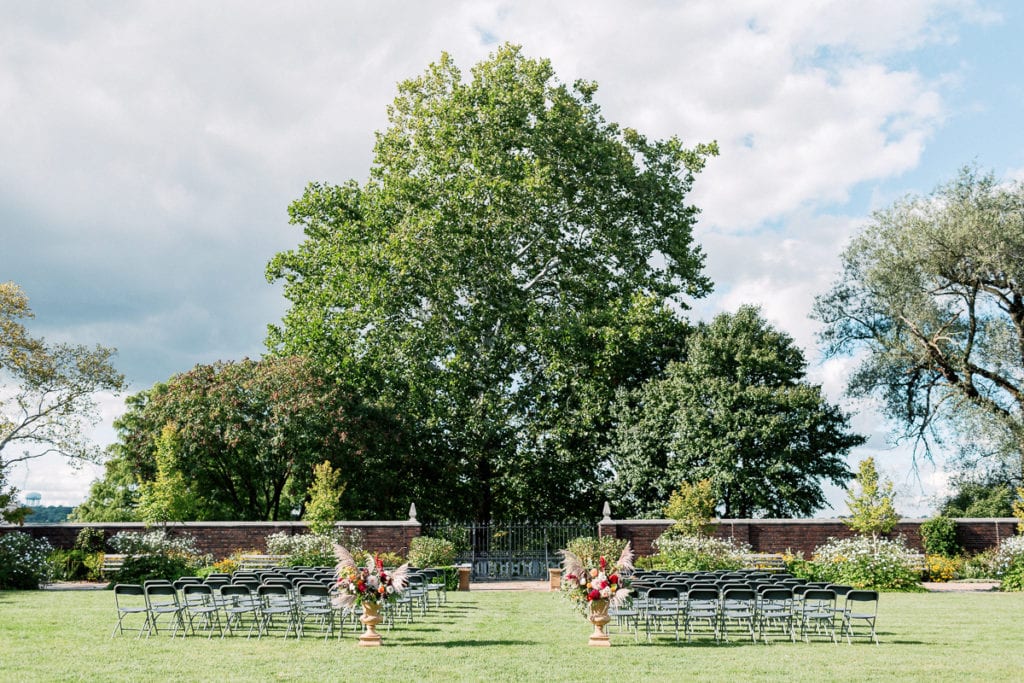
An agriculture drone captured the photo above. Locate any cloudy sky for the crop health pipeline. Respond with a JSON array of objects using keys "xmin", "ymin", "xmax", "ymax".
[{"xmin": 3, "ymin": 1, "xmax": 1021, "ymax": 515}]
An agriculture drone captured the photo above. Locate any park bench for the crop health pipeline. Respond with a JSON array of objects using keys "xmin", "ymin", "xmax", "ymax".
[
  {"xmin": 238, "ymin": 553, "xmax": 288, "ymax": 570},
  {"xmin": 741, "ymin": 553, "xmax": 787, "ymax": 571},
  {"xmin": 101, "ymin": 554, "xmax": 127, "ymax": 575}
]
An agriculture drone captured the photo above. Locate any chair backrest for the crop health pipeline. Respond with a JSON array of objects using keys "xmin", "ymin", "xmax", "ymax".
[
  {"xmin": 825, "ymin": 584, "xmax": 853, "ymax": 596},
  {"xmin": 183, "ymin": 583, "xmax": 213, "ymax": 596},
  {"xmin": 759, "ymin": 587, "xmax": 793, "ymax": 601},
  {"xmin": 298, "ymin": 583, "xmax": 330, "ymax": 598},
  {"xmin": 721, "ymin": 588, "xmax": 756, "ymax": 602},
  {"xmin": 685, "ymin": 587, "xmax": 720, "ymax": 602},
  {"xmin": 646, "ymin": 587, "xmax": 679, "ymax": 603},
  {"xmin": 220, "ymin": 584, "xmax": 252, "ymax": 598},
  {"xmin": 845, "ymin": 590, "xmax": 878, "ymax": 610},
  {"xmin": 801, "ymin": 588, "xmax": 836, "ymax": 606},
  {"xmin": 258, "ymin": 584, "xmax": 290, "ymax": 599}
]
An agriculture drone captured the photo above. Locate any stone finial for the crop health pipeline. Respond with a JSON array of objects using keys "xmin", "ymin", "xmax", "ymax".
[
  {"xmin": 408, "ymin": 502, "xmax": 418, "ymax": 522},
  {"xmin": 601, "ymin": 501, "xmax": 612, "ymax": 522}
]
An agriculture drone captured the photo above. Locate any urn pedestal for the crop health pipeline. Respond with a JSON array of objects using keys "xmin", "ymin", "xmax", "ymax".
[
  {"xmin": 358, "ymin": 602, "xmax": 383, "ymax": 647},
  {"xmin": 588, "ymin": 598, "xmax": 611, "ymax": 647}
]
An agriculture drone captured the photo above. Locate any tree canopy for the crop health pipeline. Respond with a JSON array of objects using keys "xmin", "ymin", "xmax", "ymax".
[
  {"xmin": 79, "ymin": 356, "xmax": 410, "ymax": 521},
  {"xmin": 814, "ymin": 168, "xmax": 1024, "ymax": 481},
  {"xmin": 1, "ymin": 282, "xmax": 125, "ymax": 497},
  {"xmin": 266, "ymin": 44, "xmax": 715, "ymax": 521},
  {"xmin": 608, "ymin": 305, "xmax": 863, "ymax": 518}
]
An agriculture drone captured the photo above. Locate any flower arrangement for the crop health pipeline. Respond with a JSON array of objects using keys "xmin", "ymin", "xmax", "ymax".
[
  {"xmin": 332, "ymin": 544, "xmax": 410, "ymax": 608},
  {"xmin": 559, "ymin": 542, "xmax": 634, "ymax": 610}
]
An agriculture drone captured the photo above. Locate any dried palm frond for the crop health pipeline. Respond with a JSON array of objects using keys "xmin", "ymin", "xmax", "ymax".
[
  {"xmin": 389, "ymin": 562, "xmax": 411, "ymax": 592},
  {"xmin": 610, "ymin": 587, "xmax": 630, "ymax": 609},
  {"xmin": 616, "ymin": 542, "xmax": 635, "ymax": 574},
  {"xmin": 559, "ymin": 549, "xmax": 584, "ymax": 579},
  {"xmin": 332, "ymin": 592, "xmax": 356, "ymax": 610},
  {"xmin": 333, "ymin": 544, "xmax": 357, "ymax": 574}
]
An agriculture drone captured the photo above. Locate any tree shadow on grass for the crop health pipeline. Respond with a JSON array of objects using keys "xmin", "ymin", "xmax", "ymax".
[{"xmin": 395, "ymin": 639, "xmax": 539, "ymax": 647}]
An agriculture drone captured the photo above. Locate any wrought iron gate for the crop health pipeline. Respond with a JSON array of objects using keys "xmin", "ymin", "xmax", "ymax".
[{"xmin": 424, "ymin": 520, "xmax": 596, "ymax": 580}]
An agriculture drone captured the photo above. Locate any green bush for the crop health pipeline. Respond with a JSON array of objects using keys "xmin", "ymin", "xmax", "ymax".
[
  {"xmin": 920, "ymin": 516, "xmax": 960, "ymax": 557},
  {"xmin": 0, "ymin": 532, "xmax": 53, "ymax": 589},
  {"xmin": 105, "ymin": 530, "xmax": 208, "ymax": 584},
  {"xmin": 645, "ymin": 534, "xmax": 748, "ymax": 572},
  {"xmin": 812, "ymin": 536, "xmax": 922, "ymax": 590},
  {"xmin": 408, "ymin": 536, "xmax": 456, "ymax": 567},
  {"xmin": 565, "ymin": 536, "xmax": 629, "ymax": 569},
  {"xmin": 48, "ymin": 549, "xmax": 104, "ymax": 581},
  {"xmin": 111, "ymin": 554, "xmax": 199, "ymax": 584},
  {"xmin": 266, "ymin": 528, "xmax": 366, "ymax": 567},
  {"xmin": 993, "ymin": 536, "xmax": 1024, "ymax": 591},
  {"xmin": 959, "ymin": 549, "xmax": 999, "ymax": 580},
  {"xmin": 74, "ymin": 527, "xmax": 107, "ymax": 553}
]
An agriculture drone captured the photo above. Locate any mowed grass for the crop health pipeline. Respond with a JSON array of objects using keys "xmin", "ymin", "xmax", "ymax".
[{"xmin": 1, "ymin": 588, "xmax": 1022, "ymax": 682}]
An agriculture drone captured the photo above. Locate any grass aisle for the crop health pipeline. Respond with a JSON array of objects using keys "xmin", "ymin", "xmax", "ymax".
[{"xmin": 2, "ymin": 589, "xmax": 1024, "ymax": 681}]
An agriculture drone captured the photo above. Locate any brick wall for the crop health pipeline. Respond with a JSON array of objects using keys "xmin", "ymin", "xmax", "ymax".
[
  {"xmin": 0, "ymin": 520, "xmax": 421, "ymax": 558},
  {"xmin": 599, "ymin": 518, "xmax": 1020, "ymax": 556}
]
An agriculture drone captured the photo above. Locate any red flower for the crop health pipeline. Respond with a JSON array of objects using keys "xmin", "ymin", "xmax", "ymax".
[
  {"xmin": 608, "ymin": 574, "xmax": 619, "ymax": 585},
  {"xmin": 600, "ymin": 580, "xmax": 609, "ymax": 589},
  {"xmin": 357, "ymin": 581, "xmax": 366, "ymax": 592},
  {"xmin": 599, "ymin": 556, "xmax": 607, "ymax": 569},
  {"xmin": 587, "ymin": 589, "xmax": 601, "ymax": 601}
]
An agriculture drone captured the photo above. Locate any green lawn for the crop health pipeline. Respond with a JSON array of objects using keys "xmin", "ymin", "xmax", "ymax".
[{"xmin": 1, "ymin": 588, "xmax": 1022, "ymax": 682}]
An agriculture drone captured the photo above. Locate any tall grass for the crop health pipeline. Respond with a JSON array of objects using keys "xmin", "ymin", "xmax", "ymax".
[{"xmin": 0, "ymin": 589, "xmax": 1022, "ymax": 681}]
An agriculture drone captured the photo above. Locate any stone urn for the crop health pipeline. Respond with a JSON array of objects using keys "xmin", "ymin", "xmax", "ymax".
[
  {"xmin": 588, "ymin": 598, "xmax": 611, "ymax": 647},
  {"xmin": 358, "ymin": 601, "xmax": 383, "ymax": 647}
]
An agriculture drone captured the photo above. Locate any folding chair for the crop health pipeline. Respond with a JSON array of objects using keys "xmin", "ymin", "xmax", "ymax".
[
  {"xmin": 682, "ymin": 587, "xmax": 720, "ymax": 642},
  {"xmin": 757, "ymin": 587, "xmax": 796, "ymax": 643},
  {"xmin": 220, "ymin": 584, "xmax": 260, "ymax": 638},
  {"xmin": 182, "ymin": 583, "xmax": 223, "ymax": 638},
  {"xmin": 257, "ymin": 584, "xmax": 297, "ymax": 639},
  {"xmin": 798, "ymin": 588, "xmax": 838, "ymax": 643},
  {"xmin": 644, "ymin": 587, "xmax": 681, "ymax": 642},
  {"xmin": 841, "ymin": 590, "xmax": 879, "ymax": 644},
  {"xmin": 296, "ymin": 583, "xmax": 336, "ymax": 640},
  {"xmin": 719, "ymin": 588, "xmax": 757, "ymax": 642},
  {"xmin": 144, "ymin": 582, "xmax": 185, "ymax": 637},
  {"xmin": 111, "ymin": 584, "xmax": 151, "ymax": 638}
]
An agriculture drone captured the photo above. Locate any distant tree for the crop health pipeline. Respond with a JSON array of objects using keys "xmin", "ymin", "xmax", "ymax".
[
  {"xmin": 663, "ymin": 479, "xmax": 717, "ymax": 537},
  {"xmin": 304, "ymin": 460, "xmax": 345, "ymax": 536},
  {"xmin": 940, "ymin": 476, "xmax": 1016, "ymax": 518},
  {"xmin": 96, "ymin": 356, "xmax": 405, "ymax": 521},
  {"xmin": 608, "ymin": 306, "xmax": 863, "ymax": 517},
  {"xmin": 845, "ymin": 457, "xmax": 900, "ymax": 541},
  {"xmin": 266, "ymin": 45, "xmax": 715, "ymax": 521},
  {"xmin": 814, "ymin": 168, "xmax": 1024, "ymax": 480},
  {"xmin": 1, "ymin": 282, "xmax": 125, "ymax": 505},
  {"xmin": 136, "ymin": 424, "xmax": 208, "ymax": 524},
  {"xmin": 23, "ymin": 506, "xmax": 74, "ymax": 524},
  {"xmin": 68, "ymin": 451, "xmax": 140, "ymax": 522}
]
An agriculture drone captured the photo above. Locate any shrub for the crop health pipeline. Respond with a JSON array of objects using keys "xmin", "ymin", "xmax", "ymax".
[
  {"xmin": 565, "ymin": 536, "xmax": 629, "ymax": 569},
  {"xmin": 920, "ymin": 516, "xmax": 960, "ymax": 557},
  {"xmin": 812, "ymin": 536, "xmax": 922, "ymax": 590},
  {"xmin": 106, "ymin": 530, "xmax": 208, "ymax": 584},
  {"xmin": 113, "ymin": 554, "xmax": 198, "ymax": 584},
  {"xmin": 408, "ymin": 536, "xmax": 456, "ymax": 568},
  {"xmin": 782, "ymin": 550, "xmax": 823, "ymax": 581},
  {"xmin": 992, "ymin": 535, "xmax": 1024, "ymax": 592},
  {"xmin": 48, "ymin": 549, "xmax": 104, "ymax": 581},
  {"xmin": 959, "ymin": 549, "xmax": 999, "ymax": 580},
  {"xmin": 356, "ymin": 550, "xmax": 406, "ymax": 568},
  {"xmin": 646, "ymin": 534, "xmax": 748, "ymax": 572},
  {"xmin": 265, "ymin": 528, "xmax": 365, "ymax": 567},
  {"xmin": 0, "ymin": 532, "xmax": 53, "ymax": 589},
  {"xmin": 74, "ymin": 527, "xmax": 107, "ymax": 553},
  {"xmin": 924, "ymin": 554, "xmax": 961, "ymax": 582}
]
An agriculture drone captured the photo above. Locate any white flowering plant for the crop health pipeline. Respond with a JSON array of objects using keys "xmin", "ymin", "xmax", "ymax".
[{"xmin": 811, "ymin": 536, "xmax": 921, "ymax": 590}]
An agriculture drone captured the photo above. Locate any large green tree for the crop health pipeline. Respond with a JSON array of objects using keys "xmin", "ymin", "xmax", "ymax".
[
  {"xmin": 83, "ymin": 356, "xmax": 410, "ymax": 521},
  {"xmin": 814, "ymin": 168, "xmax": 1024, "ymax": 481},
  {"xmin": 1, "ymin": 282, "xmax": 125, "ymax": 501},
  {"xmin": 608, "ymin": 306, "xmax": 863, "ymax": 518},
  {"xmin": 266, "ymin": 45, "xmax": 714, "ymax": 521}
]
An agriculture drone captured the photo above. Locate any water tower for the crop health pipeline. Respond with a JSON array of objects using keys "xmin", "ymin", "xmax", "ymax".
[{"xmin": 25, "ymin": 492, "xmax": 41, "ymax": 507}]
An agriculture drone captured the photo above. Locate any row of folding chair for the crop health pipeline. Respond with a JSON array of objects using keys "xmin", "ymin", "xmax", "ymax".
[{"xmin": 623, "ymin": 583, "xmax": 879, "ymax": 645}]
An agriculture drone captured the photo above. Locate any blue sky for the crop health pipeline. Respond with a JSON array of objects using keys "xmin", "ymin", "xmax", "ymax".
[{"xmin": 2, "ymin": 0, "xmax": 1021, "ymax": 514}]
